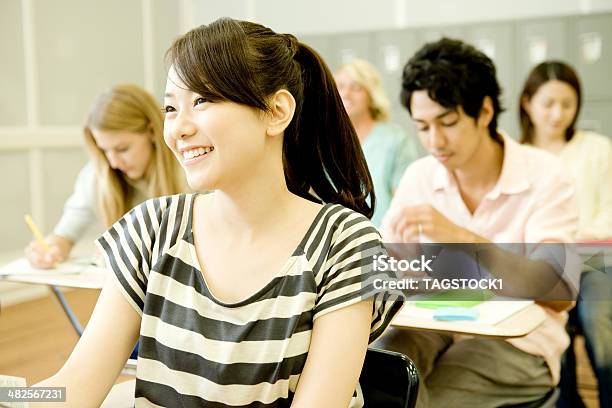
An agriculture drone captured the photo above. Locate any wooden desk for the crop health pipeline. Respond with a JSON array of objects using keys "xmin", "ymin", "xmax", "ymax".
[{"xmin": 391, "ymin": 301, "xmax": 547, "ymax": 338}]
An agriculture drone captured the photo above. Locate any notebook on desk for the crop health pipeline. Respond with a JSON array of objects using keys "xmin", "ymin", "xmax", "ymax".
[
  {"xmin": 400, "ymin": 293, "xmax": 534, "ymax": 326},
  {"xmin": 412, "ymin": 289, "xmax": 494, "ymax": 309}
]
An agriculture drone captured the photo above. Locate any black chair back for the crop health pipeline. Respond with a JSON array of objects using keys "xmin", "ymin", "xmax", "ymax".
[{"xmin": 360, "ymin": 347, "xmax": 419, "ymax": 408}]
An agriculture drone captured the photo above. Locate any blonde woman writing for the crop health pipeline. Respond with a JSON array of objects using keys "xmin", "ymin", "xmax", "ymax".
[{"xmin": 25, "ymin": 84, "xmax": 187, "ymax": 268}]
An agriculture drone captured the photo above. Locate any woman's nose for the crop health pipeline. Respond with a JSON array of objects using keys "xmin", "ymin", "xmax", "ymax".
[
  {"xmin": 106, "ymin": 152, "xmax": 120, "ymax": 169},
  {"xmin": 172, "ymin": 111, "xmax": 198, "ymax": 140},
  {"xmin": 551, "ymin": 104, "xmax": 563, "ymax": 120}
]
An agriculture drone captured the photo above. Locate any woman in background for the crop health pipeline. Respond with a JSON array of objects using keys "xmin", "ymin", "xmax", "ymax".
[
  {"xmin": 520, "ymin": 60, "xmax": 611, "ymax": 408},
  {"xmin": 335, "ymin": 59, "xmax": 419, "ymax": 227},
  {"xmin": 25, "ymin": 84, "xmax": 186, "ymax": 268}
]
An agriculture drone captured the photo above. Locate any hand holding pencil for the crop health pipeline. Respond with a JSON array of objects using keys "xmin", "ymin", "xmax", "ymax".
[{"xmin": 23, "ymin": 215, "xmax": 73, "ymax": 269}]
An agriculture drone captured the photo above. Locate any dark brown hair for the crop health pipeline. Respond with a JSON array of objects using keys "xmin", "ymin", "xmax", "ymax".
[
  {"xmin": 519, "ymin": 61, "xmax": 582, "ymax": 144},
  {"xmin": 401, "ymin": 38, "xmax": 504, "ymax": 143},
  {"xmin": 166, "ymin": 18, "xmax": 374, "ymax": 218}
]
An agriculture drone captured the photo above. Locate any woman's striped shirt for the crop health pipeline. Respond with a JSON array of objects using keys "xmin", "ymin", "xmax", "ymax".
[{"xmin": 96, "ymin": 193, "xmax": 402, "ymax": 407}]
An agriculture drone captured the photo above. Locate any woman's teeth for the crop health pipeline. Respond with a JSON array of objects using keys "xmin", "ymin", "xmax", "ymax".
[{"xmin": 183, "ymin": 146, "xmax": 214, "ymax": 159}]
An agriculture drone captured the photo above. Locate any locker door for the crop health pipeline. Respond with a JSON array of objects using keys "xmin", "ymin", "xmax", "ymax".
[
  {"xmin": 571, "ymin": 13, "xmax": 612, "ymax": 102},
  {"xmin": 516, "ymin": 17, "xmax": 570, "ymax": 95},
  {"xmin": 299, "ymin": 34, "xmax": 335, "ymax": 72},
  {"xmin": 465, "ymin": 22, "xmax": 518, "ymax": 139},
  {"xmin": 579, "ymin": 102, "xmax": 612, "ymax": 140},
  {"xmin": 372, "ymin": 29, "xmax": 419, "ymax": 125},
  {"xmin": 417, "ymin": 26, "xmax": 466, "ymax": 48},
  {"xmin": 328, "ymin": 32, "xmax": 376, "ymax": 73}
]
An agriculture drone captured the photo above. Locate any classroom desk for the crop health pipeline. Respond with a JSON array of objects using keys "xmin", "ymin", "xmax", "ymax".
[
  {"xmin": 0, "ymin": 254, "xmax": 107, "ymax": 336},
  {"xmin": 102, "ymin": 379, "xmax": 136, "ymax": 408},
  {"xmin": 0, "ymin": 258, "xmax": 106, "ymax": 289},
  {"xmin": 390, "ymin": 242, "xmax": 611, "ymax": 338},
  {"xmin": 391, "ymin": 301, "xmax": 547, "ymax": 338}
]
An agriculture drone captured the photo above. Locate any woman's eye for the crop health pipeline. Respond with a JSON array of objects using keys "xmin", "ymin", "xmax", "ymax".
[
  {"xmin": 194, "ymin": 97, "xmax": 207, "ymax": 106},
  {"xmin": 441, "ymin": 121, "xmax": 457, "ymax": 127},
  {"xmin": 163, "ymin": 105, "xmax": 175, "ymax": 113}
]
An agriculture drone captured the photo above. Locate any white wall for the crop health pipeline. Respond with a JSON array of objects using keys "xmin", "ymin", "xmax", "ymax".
[
  {"xmin": 0, "ymin": 0, "xmax": 183, "ymax": 251},
  {"xmin": 0, "ymin": 0, "xmax": 187, "ymax": 305}
]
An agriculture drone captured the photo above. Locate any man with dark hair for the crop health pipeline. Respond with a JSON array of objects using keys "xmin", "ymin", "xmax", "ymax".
[
  {"xmin": 377, "ymin": 38, "xmax": 579, "ymax": 407},
  {"xmin": 400, "ymin": 38, "xmax": 504, "ymax": 145}
]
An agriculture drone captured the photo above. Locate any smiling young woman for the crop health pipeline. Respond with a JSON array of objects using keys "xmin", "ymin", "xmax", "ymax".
[{"xmin": 33, "ymin": 18, "xmax": 402, "ymax": 408}]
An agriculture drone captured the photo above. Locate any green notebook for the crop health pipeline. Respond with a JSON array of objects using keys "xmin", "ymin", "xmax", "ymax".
[{"xmin": 414, "ymin": 289, "xmax": 494, "ymax": 309}]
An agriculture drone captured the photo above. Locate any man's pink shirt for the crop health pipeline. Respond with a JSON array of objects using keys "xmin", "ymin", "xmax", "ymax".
[{"xmin": 381, "ymin": 134, "xmax": 579, "ymax": 384}]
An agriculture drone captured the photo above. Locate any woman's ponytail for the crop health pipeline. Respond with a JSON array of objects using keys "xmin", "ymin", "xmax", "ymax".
[{"xmin": 283, "ymin": 41, "xmax": 375, "ymax": 218}]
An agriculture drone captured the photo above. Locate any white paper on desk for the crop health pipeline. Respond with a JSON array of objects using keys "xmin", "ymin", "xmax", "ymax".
[
  {"xmin": 398, "ymin": 298, "xmax": 533, "ymax": 325},
  {"xmin": 0, "ymin": 257, "xmax": 102, "ymax": 276}
]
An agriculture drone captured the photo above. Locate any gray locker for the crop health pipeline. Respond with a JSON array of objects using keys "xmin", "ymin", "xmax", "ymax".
[
  {"xmin": 327, "ymin": 32, "xmax": 375, "ymax": 73},
  {"xmin": 372, "ymin": 29, "xmax": 419, "ymax": 124},
  {"xmin": 465, "ymin": 23, "xmax": 519, "ymax": 139},
  {"xmin": 0, "ymin": 0, "xmax": 27, "ymax": 126},
  {"xmin": 570, "ymin": 13, "xmax": 612, "ymax": 102},
  {"xmin": 579, "ymin": 102, "xmax": 612, "ymax": 140},
  {"xmin": 417, "ymin": 26, "xmax": 466, "ymax": 48},
  {"xmin": 299, "ymin": 35, "xmax": 335, "ymax": 73},
  {"xmin": 515, "ymin": 17, "xmax": 570, "ymax": 96}
]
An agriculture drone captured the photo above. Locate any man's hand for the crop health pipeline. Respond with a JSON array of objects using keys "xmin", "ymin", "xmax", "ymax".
[{"xmin": 388, "ymin": 204, "xmax": 484, "ymax": 243}]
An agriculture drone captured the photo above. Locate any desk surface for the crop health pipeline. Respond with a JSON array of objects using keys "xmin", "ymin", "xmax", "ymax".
[
  {"xmin": 102, "ymin": 379, "xmax": 136, "ymax": 408},
  {"xmin": 0, "ymin": 256, "xmax": 107, "ymax": 289},
  {"xmin": 391, "ymin": 302, "xmax": 547, "ymax": 338}
]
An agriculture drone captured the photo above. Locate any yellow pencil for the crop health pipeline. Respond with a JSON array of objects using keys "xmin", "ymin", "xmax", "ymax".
[{"xmin": 24, "ymin": 214, "xmax": 51, "ymax": 252}]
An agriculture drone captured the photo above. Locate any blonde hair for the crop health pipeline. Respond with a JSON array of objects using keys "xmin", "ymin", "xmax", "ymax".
[
  {"xmin": 83, "ymin": 84, "xmax": 185, "ymax": 227},
  {"xmin": 338, "ymin": 59, "xmax": 391, "ymax": 122}
]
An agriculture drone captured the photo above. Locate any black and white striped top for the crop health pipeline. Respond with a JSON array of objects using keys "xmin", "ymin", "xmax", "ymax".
[{"xmin": 96, "ymin": 193, "xmax": 401, "ymax": 407}]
